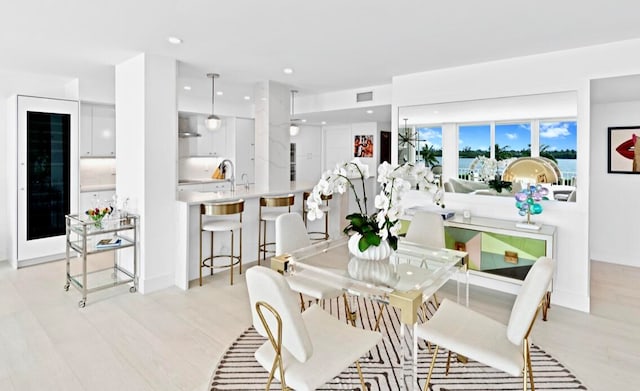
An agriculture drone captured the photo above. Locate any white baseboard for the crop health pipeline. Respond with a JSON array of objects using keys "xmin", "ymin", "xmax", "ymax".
[
  {"xmin": 16, "ymin": 253, "xmax": 65, "ymax": 268},
  {"xmin": 139, "ymin": 273, "xmax": 174, "ymax": 294}
]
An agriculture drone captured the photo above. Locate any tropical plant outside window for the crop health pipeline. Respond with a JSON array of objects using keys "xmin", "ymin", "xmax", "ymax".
[
  {"xmin": 416, "ymin": 126, "xmax": 442, "ymax": 167},
  {"xmin": 459, "ymin": 124, "xmax": 490, "ymax": 180}
]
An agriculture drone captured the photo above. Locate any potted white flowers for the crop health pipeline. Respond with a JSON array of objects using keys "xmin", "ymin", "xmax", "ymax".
[{"xmin": 306, "ymin": 158, "xmax": 444, "ymax": 255}]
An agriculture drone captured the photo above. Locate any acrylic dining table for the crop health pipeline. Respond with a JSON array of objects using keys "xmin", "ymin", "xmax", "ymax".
[{"xmin": 270, "ymin": 236, "xmax": 468, "ymax": 390}]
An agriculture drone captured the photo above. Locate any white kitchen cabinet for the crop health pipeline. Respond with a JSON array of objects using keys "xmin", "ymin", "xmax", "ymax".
[
  {"xmin": 79, "ymin": 190, "xmax": 115, "ymax": 214},
  {"xmin": 80, "ymin": 103, "xmax": 116, "ymax": 157},
  {"xmin": 201, "ymin": 182, "xmax": 230, "ymax": 192},
  {"xmin": 197, "ymin": 118, "xmax": 226, "ymax": 157},
  {"xmin": 177, "ymin": 183, "xmax": 203, "ymax": 192}
]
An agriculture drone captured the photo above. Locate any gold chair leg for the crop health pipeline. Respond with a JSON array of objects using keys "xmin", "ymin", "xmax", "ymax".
[
  {"xmin": 424, "ymin": 345, "xmax": 439, "ymax": 391},
  {"xmin": 343, "ymin": 294, "xmax": 356, "ymax": 326},
  {"xmin": 265, "ymin": 355, "xmax": 278, "ymax": 390},
  {"xmin": 373, "ymin": 303, "xmax": 384, "ymax": 331},
  {"xmin": 299, "ymin": 292, "xmax": 306, "ymax": 311},
  {"xmin": 445, "ymin": 350, "xmax": 452, "ymax": 375},
  {"xmin": 355, "ymin": 360, "xmax": 367, "ymax": 390},
  {"xmin": 525, "ymin": 338, "xmax": 535, "ymax": 391}
]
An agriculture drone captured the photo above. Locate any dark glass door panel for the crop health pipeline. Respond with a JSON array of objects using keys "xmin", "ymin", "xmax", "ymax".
[{"xmin": 27, "ymin": 111, "xmax": 71, "ymax": 240}]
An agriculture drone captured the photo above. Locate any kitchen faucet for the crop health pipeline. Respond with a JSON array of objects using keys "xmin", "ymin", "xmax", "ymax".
[
  {"xmin": 241, "ymin": 173, "xmax": 249, "ymax": 190},
  {"xmin": 221, "ymin": 159, "xmax": 235, "ymax": 190}
]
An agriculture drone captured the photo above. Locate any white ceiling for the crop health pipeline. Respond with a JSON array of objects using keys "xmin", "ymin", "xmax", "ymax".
[{"xmin": 3, "ymin": 1, "xmax": 640, "ymax": 109}]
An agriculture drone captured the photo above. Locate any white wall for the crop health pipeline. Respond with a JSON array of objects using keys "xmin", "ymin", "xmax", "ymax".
[
  {"xmin": 590, "ymin": 100, "xmax": 640, "ymax": 267},
  {"xmin": 391, "ymin": 38, "xmax": 640, "ymax": 312},
  {"xmin": 115, "ymin": 53, "xmax": 178, "ymax": 293}
]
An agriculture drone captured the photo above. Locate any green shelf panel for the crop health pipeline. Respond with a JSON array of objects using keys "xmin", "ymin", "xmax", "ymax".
[{"xmin": 482, "ymin": 232, "xmax": 545, "ymax": 259}]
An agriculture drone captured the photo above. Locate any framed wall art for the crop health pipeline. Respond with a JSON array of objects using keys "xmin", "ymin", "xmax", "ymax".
[
  {"xmin": 354, "ymin": 134, "xmax": 374, "ymax": 158},
  {"xmin": 608, "ymin": 126, "xmax": 640, "ymax": 174}
]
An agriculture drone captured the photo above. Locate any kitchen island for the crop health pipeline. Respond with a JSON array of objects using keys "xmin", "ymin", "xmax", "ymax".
[{"xmin": 175, "ymin": 181, "xmax": 344, "ymax": 289}]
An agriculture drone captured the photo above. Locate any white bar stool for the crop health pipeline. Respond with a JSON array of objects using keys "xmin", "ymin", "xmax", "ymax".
[
  {"xmin": 258, "ymin": 194, "xmax": 294, "ymax": 265},
  {"xmin": 303, "ymin": 191, "xmax": 331, "ymax": 241},
  {"xmin": 199, "ymin": 199, "xmax": 244, "ymax": 286}
]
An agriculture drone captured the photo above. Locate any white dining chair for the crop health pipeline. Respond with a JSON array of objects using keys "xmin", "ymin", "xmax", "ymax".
[
  {"xmin": 246, "ymin": 266, "xmax": 382, "ymax": 391},
  {"xmin": 415, "ymin": 257, "xmax": 555, "ymax": 391},
  {"xmin": 403, "ymin": 210, "xmax": 446, "ymax": 320},
  {"xmin": 276, "ymin": 213, "xmax": 354, "ymax": 322},
  {"xmin": 404, "ymin": 210, "xmax": 445, "ymax": 249}
]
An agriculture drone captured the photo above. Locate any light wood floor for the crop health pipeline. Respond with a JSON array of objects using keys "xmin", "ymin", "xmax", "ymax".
[{"xmin": 0, "ymin": 257, "xmax": 638, "ymax": 391}]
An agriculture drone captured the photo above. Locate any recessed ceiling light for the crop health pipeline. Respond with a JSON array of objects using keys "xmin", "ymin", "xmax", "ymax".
[
  {"xmin": 433, "ymin": 110, "xmax": 439, "ymax": 114},
  {"xmin": 244, "ymin": 96, "xmax": 251, "ymax": 100},
  {"xmin": 321, "ymin": 121, "xmax": 327, "ymax": 125},
  {"xmin": 283, "ymin": 67, "xmax": 294, "ymax": 75},
  {"xmin": 366, "ymin": 110, "xmax": 374, "ymax": 114},
  {"xmin": 260, "ymin": 97, "xmax": 267, "ymax": 101},
  {"xmin": 216, "ymin": 91, "xmax": 223, "ymax": 96},
  {"xmin": 183, "ymin": 85, "xmax": 191, "ymax": 91},
  {"xmin": 167, "ymin": 36, "xmax": 182, "ymax": 45},
  {"xmin": 301, "ymin": 119, "xmax": 307, "ymax": 123}
]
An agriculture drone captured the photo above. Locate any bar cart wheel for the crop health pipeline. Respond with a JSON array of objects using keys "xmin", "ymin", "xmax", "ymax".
[
  {"xmin": 63, "ymin": 283, "xmax": 70, "ymax": 291},
  {"xmin": 129, "ymin": 286, "xmax": 137, "ymax": 293},
  {"xmin": 78, "ymin": 299, "xmax": 86, "ymax": 308}
]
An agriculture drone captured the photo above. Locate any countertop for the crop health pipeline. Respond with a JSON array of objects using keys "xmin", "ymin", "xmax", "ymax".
[
  {"xmin": 80, "ymin": 184, "xmax": 116, "ymax": 192},
  {"xmin": 178, "ymin": 179, "xmax": 230, "ymax": 185},
  {"xmin": 176, "ymin": 181, "xmax": 315, "ymax": 205}
]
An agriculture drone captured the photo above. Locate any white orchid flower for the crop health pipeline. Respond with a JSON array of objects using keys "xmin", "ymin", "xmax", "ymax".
[{"xmin": 375, "ymin": 193, "xmax": 390, "ymax": 210}]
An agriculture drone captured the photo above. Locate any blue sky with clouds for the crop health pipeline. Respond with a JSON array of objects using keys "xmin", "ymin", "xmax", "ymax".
[{"xmin": 454, "ymin": 121, "xmax": 577, "ymax": 151}]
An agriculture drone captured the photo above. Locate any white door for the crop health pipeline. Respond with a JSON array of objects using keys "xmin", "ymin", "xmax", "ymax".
[{"xmin": 17, "ymin": 96, "xmax": 79, "ymax": 263}]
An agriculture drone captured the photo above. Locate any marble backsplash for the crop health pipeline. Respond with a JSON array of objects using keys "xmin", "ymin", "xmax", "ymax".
[
  {"xmin": 80, "ymin": 157, "xmax": 116, "ymax": 186},
  {"xmin": 179, "ymin": 156, "xmax": 223, "ymax": 180}
]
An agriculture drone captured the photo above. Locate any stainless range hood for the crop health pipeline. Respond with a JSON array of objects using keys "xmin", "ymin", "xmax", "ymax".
[{"xmin": 178, "ymin": 131, "xmax": 202, "ymax": 138}]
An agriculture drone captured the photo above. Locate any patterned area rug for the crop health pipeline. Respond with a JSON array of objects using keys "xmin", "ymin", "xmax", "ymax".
[{"xmin": 210, "ymin": 297, "xmax": 586, "ymax": 390}]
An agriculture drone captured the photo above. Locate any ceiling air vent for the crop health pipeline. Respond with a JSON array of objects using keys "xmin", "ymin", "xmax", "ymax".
[{"xmin": 356, "ymin": 91, "xmax": 373, "ymax": 102}]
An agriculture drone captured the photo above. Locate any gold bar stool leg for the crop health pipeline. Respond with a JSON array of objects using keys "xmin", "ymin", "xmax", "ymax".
[
  {"xmin": 239, "ymin": 214, "xmax": 243, "ymax": 274},
  {"xmin": 199, "ymin": 214, "xmax": 203, "ymax": 286},
  {"xmin": 210, "ymin": 232, "xmax": 214, "ymax": 276},
  {"xmin": 230, "ymin": 230, "xmax": 234, "ymax": 285}
]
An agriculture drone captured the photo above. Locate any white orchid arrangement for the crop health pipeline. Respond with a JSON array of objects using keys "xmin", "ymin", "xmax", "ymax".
[
  {"xmin": 307, "ymin": 158, "xmax": 443, "ymax": 252},
  {"xmin": 469, "ymin": 156, "xmax": 517, "ymax": 181}
]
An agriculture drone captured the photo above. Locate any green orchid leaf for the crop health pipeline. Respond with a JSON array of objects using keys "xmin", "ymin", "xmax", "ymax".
[
  {"xmin": 358, "ymin": 236, "xmax": 370, "ymax": 251},
  {"xmin": 363, "ymin": 231, "xmax": 381, "ymax": 246}
]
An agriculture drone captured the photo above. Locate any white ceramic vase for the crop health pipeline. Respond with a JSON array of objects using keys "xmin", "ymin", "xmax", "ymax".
[
  {"xmin": 347, "ymin": 234, "xmax": 397, "ymax": 286},
  {"xmin": 347, "ymin": 233, "xmax": 392, "ymax": 261}
]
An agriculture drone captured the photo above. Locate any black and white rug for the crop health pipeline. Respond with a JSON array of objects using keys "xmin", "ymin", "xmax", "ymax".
[{"xmin": 210, "ymin": 298, "xmax": 586, "ymax": 390}]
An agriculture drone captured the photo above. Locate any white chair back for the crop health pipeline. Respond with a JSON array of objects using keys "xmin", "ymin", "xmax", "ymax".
[
  {"xmin": 276, "ymin": 213, "xmax": 312, "ymax": 255},
  {"xmin": 405, "ymin": 211, "xmax": 445, "ymax": 249},
  {"xmin": 245, "ymin": 266, "xmax": 314, "ymax": 362},
  {"xmin": 506, "ymin": 257, "xmax": 554, "ymax": 344}
]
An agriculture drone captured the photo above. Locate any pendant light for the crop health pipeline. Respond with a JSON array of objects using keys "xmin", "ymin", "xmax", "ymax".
[
  {"xmin": 205, "ymin": 73, "xmax": 221, "ymax": 130},
  {"xmin": 289, "ymin": 89, "xmax": 300, "ymax": 137}
]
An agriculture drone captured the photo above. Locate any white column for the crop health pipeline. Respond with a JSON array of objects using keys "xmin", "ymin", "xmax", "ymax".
[
  {"xmin": 253, "ymin": 80, "xmax": 290, "ymax": 191},
  {"xmin": 115, "ymin": 53, "xmax": 178, "ymax": 294}
]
